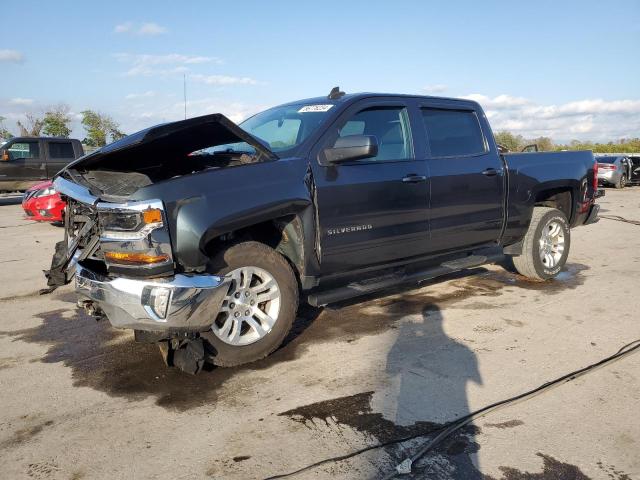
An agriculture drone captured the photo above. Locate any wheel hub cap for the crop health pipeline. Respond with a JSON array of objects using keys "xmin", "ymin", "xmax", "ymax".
[
  {"xmin": 539, "ymin": 220, "xmax": 565, "ymax": 269},
  {"xmin": 212, "ymin": 266, "xmax": 281, "ymax": 346}
]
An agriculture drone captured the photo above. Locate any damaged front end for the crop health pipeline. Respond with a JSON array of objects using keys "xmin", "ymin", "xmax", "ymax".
[{"xmin": 42, "ymin": 113, "xmax": 276, "ymax": 372}]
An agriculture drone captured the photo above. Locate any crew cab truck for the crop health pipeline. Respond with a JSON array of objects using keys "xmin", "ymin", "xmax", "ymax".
[
  {"xmin": 0, "ymin": 137, "xmax": 84, "ymax": 191},
  {"xmin": 47, "ymin": 90, "xmax": 600, "ymax": 373}
]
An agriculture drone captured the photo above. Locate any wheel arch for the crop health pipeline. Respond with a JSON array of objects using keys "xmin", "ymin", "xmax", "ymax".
[
  {"xmin": 533, "ymin": 187, "xmax": 573, "ymax": 223},
  {"xmin": 202, "ymin": 214, "xmax": 307, "ymax": 283}
]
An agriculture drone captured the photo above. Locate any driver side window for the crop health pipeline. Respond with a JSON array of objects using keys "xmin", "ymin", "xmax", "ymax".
[
  {"xmin": 337, "ymin": 107, "xmax": 412, "ymax": 162},
  {"xmin": 8, "ymin": 141, "xmax": 40, "ymax": 161}
]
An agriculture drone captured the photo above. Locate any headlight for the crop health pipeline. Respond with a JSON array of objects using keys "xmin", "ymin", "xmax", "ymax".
[
  {"xmin": 99, "ymin": 207, "xmax": 164, "ymax": 240},
  {"xmin": 34, "ymin": 186, "xmax": 56, "ymax": 198}
]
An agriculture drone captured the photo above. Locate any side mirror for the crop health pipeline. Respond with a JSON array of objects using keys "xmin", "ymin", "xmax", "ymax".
[
  {"xmin": 1, "ymin": 150, "xmax": 9, "ymax": 162},
  {"xmin": 324, "ymin": 135, "xmax": 378, "ymax": 164}
]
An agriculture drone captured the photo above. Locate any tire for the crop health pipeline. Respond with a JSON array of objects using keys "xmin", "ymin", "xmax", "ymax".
[
  {"xmin": 615, "ymin": 174, "xmax": 627, "ymax": 189},
  {"xmin": 201, "ymin": 241, "xmax": 298, "ymax": 367},
  {"xmin": 511, "ymin": 207, "xmax": 570, "ymax": 281}
]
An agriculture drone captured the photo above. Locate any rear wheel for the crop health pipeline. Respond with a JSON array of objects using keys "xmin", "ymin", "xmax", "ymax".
[
  {"xmin": 511, "ymin": 207, "xmax": 570, "ymax": 281},
  {"xmin": 616, "ymin": 174, "xmax": 627, "ymax": 189},
  {"xmin": 201, "ymin": 241, "xmax": 298, "ymax": 367}
]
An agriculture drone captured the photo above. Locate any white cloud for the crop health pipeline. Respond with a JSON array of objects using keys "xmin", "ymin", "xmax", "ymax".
[
  {"xmin": 138, "ymin": 22, "xmax": 167, "ymax": 35},
  {"xmin": 467, "ymin": 93, "xmax": 640, "ymax": 142},
  {"xmin": 0, "ymin": 49, "xmax": 24, "ymax": 63},
  {"xmin": 191, "ymin": 74, "xmax": 258, "ymax": 86},
  {"xmin": 115, "ymin": 96, "xmax": 265, "ymax": 132},
  {"xmin": 8, "ymin": 98, "xmax": 34, "ymax": 106},
  {"xmin": 423, "ymin": 84, "xmax": 448, "ymax": 94},
  {"xmin": 125, "ymin": 90, "xmax": 156, "ymax": 99},
  {"xmin": 463, "ymin": 93, "xmax": 530, "ymax": 109},
  {"xmin": 114, "ymin": 21, "xmax": 168, "ymax": 36},
  {"xmin": 114, "ymin": 22, "xmax": 133, "ymax": 33},
  {"xmin": 114, "ymin": 53, "xmax": 220, "ymax": 76}
]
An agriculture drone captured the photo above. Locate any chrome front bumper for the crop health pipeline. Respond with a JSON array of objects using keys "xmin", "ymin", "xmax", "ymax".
[{"xmin": 75, "ymin": 264, "xmax": 230, "ymax": 332}]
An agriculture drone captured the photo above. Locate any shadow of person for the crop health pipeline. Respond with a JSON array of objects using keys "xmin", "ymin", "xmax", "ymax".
[{"xmin": 383, "ymin": 304, "xmax": 484, "ymax": 478}]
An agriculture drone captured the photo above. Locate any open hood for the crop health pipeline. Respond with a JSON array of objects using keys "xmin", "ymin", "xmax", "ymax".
[{"xmin": 66, "ymin": 113, "xmax": 277, "ymax": 173}]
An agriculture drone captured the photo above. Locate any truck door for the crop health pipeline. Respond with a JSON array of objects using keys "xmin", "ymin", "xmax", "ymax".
[
  {"xmin": 0, "ymin": 139, "xmax": 46, "ymax": 189},
  {"xmin": 418, "ymin": 103, "xmax": 504, "ymax": 253},
  {"xmin": 46, "ymin": 140, "xmax": 77, "ymax": 177},
  {"xmin": 311, "ymin": 99, "xmax": 430, "ymax": 274}
]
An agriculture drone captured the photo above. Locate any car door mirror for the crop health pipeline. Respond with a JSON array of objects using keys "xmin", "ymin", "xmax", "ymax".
[
  {"xmin": 1, "ymin": 150, "xmax": 9, "ymax": 162},
  {"xmin": 324, "ymin": 135, "xmax": 378, "ymax": 164}
]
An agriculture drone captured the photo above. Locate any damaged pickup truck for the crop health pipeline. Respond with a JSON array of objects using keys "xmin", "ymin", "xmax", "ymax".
[{"xmin": 47, "ymin": 89, "xmax": 601, "ymax": 373}]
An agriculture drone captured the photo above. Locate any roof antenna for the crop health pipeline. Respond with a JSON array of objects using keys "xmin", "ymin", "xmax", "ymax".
[{"xmin": 328, "ymin": 86, "xmax": 345, "ymax": 100}]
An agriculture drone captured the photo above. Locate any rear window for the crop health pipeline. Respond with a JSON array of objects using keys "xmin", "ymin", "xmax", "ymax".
[
  {"xmin": 421, "ymin": 108, "xmax": 486, "ymax": 157},
  {"xmin": 48, "ymin": 141, "xmax": 75, "ymax": 159},
  {"xmin": 596, "ymin": 157, "xmax": 618, "ymax": 164}
]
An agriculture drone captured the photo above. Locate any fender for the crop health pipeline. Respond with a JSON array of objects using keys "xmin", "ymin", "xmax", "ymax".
[{"xmin": 130, "ymin": 158, "xmax": 315, "ymax": 273}]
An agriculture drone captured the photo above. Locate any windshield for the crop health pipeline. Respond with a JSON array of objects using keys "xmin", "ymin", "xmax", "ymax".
[
  {"xmin": 597, "ymin": 157, "xmax": 618, "ymax": 164},
  {"xmin": 210, "ymin": 103, "xmax": 335, "ymax": 155}
]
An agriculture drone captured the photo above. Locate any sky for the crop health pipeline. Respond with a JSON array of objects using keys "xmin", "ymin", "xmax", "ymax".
[{"xmin": 0, "ymin": 0, "xmax": 639, "ymax": 143}]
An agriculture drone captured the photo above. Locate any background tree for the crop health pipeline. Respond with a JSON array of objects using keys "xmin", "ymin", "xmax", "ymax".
[
  {"xmin": 81, "ymin": 110, "xmax": 125, "ymax": 147},
  {"xmin": 494, "ymin": 131, "xmax": 640, "ymax": 153},
  {"xmin": 0, "ymin": 116, "xmax": 13, "ymax": 140},
  {"xmin": 17, "ymin": 113, "xmax": 44, "ymax": 137},
  {"xmin": 42, "ymin": 104, "xmax": 72, "ymax": 137},
  {"xmin": 528, "ymin": 136, "xmax": 554, "ymax": 152},
  {"xmin": 494, "ymin": 131, "xmax": 525, "ymax": 152}
]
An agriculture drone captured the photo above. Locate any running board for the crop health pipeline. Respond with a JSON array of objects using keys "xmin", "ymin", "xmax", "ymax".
[{"xmin": 307, "ymin": 253, "xmax": 504, "ymax": 307}]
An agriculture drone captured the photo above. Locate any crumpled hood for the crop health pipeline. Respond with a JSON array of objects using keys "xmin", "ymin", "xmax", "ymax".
[
  {"xmin": 26, "ymin": 180, "xmax": 54, "ymax": 193},
  {"xmin": 64, "ymin": 113, "xmax": 276, "ymax": 173}
]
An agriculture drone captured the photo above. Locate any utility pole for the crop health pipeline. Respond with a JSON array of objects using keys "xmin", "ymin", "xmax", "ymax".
[{"xmin": 183, "ymin": 74, "xmax": 187, "ymax": 120}]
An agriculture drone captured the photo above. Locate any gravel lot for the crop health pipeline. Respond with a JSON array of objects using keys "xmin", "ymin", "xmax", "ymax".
[{"xmin": 0, "ymin": 189, "xmax": 639, "ymax": 480}]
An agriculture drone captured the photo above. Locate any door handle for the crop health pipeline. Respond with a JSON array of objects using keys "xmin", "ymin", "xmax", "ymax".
[
  {"xmin": 402, "ymin": 174, "xmax": 427, "ymax": 183},
  {"xmin": 482, "ymin": 168, "xmax": 499, "ymax": 177}
]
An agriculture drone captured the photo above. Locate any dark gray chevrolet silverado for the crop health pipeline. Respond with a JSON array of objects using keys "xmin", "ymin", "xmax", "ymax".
[{"xmin": 47, "ymin": 90, "xmax": 600, "ymax": 373}]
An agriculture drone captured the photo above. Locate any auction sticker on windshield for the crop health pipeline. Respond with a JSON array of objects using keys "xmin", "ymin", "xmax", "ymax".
[{"xmin": 298, "ymin": 104, "xmax": 334, "ymax": 113}]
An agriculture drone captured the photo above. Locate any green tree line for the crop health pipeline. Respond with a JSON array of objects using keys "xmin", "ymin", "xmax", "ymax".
[
  {"xmin": 0, "ymin": 105, "xmax": 125, "ymax": 147},
  {"xmin": 494, "ymin": 131, "xmax": 640, "ymax": 153}
]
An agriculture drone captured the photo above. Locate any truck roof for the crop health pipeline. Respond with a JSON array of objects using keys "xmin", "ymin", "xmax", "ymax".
[
  {"xmin": 8, "ymin": 136, "xmax": 82, "ymax": 143},
  {"xmin": 278, "ymin": 92, "xmax": 481, "ymax": 108}
]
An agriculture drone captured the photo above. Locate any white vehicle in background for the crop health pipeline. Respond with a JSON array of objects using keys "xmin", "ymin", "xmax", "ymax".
[{"xmin": 596, "ymin": 155, "xmax": 634, "ymax": 189}]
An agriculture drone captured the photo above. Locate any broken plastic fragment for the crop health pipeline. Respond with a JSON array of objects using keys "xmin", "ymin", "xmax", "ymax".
[{"xmin": 396, "ymin": 458, "xmax": 413, "ymax": 474}]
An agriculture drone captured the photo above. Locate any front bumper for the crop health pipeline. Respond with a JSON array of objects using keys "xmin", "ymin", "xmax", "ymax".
[
  {"xmin": 76, "ymin": 264, "xmax": 230, "ymax": 332},
  {"xmin": 22, "ymin": 194, "xmax": 65, "ymax": 222}
]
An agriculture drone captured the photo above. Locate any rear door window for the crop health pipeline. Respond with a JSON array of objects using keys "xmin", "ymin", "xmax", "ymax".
[
  {"xmin": 48, "ymin": 141, "xmax": 75, "ymax": 159},
  {"xmin": 421, "ymin": 108, "xmax": 486, "ymax": 157}
]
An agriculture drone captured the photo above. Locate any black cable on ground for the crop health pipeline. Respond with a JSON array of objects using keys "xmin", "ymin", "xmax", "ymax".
[
  {"xmin": 264, "ymin": 339, "xmax": 640, "ymax": 480},
  {"xmin": 599, "ymin": 214, "xmax": 640, "ymax": 226}
]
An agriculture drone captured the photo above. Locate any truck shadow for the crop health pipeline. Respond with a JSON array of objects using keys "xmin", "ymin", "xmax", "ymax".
[{"xmin": 2, "ymin": 263, "xmax": 588, "ymax": 414}]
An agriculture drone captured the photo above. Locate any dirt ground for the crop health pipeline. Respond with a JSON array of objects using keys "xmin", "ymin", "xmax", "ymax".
[{"xmin": 0, "ymin": 188, "xmax": 639, "ymax": 480}]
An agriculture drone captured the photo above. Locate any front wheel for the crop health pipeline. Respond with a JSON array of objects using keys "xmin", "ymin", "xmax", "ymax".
[
  {"xmin": 201, "ymin": 241, "xmax": 298, "ymax": 367},
  {"xmin": 511, "ymin": 207, "xmax": 571, "ymax": 281}
]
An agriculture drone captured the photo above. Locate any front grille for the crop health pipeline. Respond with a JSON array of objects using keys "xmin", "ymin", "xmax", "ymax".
[{"xmin": 66, "ymin": 198, "xmax": 102, "ymax": 261}]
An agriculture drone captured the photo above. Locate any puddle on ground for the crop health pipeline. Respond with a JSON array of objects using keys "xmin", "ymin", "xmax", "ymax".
[
  {"xmin": 278, "ymin": 392, "xmax": 592, "ymax": 480},
  {"xmin": 2, "ymin": 263, "xmax": 589, "ymax": 411}
]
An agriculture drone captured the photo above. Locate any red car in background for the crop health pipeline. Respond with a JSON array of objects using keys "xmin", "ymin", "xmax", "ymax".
[{"xmin": 22, "ymin": 180, "xmax": 65, "ymax": 223}]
